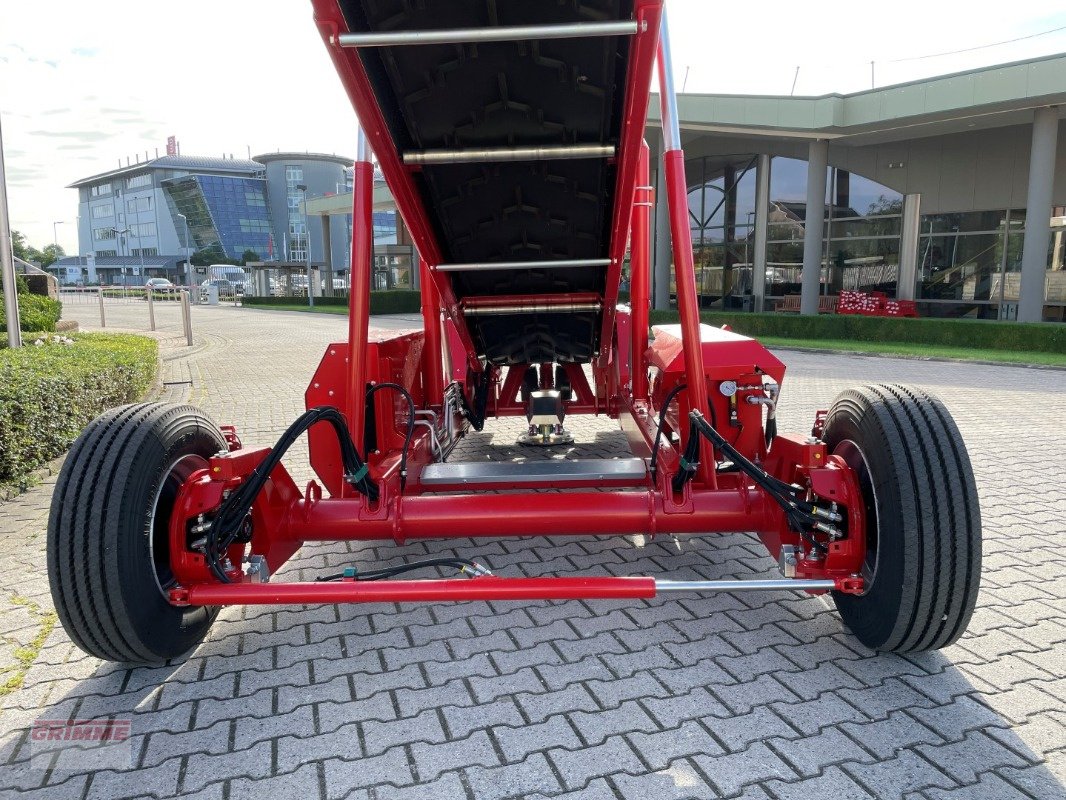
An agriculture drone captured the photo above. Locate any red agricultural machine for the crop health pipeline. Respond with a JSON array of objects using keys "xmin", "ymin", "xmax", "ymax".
[{"xmin": 48, "ymin": 0, "xmax": 980, "ymax": 664}]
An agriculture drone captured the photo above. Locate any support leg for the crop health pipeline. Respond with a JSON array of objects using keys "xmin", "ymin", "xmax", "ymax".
[
  {"xmin": 347, "ymin": 132, "xmax": 374, "ymax": 455},
  {"xmin": 631, "ymin": 140, "xmax": 652, "ymax": 401},
  {"xmin": 420, "ymin": 255, "xmax": 444, "ymax": 407},
  {"xmin": 657, "ymin": 14, "xmax": 714, "ymax": 486}
]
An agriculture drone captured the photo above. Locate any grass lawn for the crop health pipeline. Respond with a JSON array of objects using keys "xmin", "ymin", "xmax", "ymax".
[
  {"xmin": 244, "ymin": 304, "xmax": 1065, "ymax": 367},
  {"xmin": 247, "ymin": 302, "xmax": 348, "ymax": 314},
  {"xmin": 759, "ymin": 336, "xmax": 1066, "ymax": 367}
]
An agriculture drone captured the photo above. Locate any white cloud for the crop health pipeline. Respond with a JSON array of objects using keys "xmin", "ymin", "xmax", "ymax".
[{"xmin": 1, "ymin": 0, "xmax": 1064, "ymax": 254}]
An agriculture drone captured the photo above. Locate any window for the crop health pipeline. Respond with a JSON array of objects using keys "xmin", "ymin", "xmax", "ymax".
[
  {"xmin": 126, "ymin": 196, "xmax": 153, "ymax": 213},
  {"xmin": 91, "ymin": 203, "xmax": 114, "ymax": 219},
  {"xmin": 126, "ymin": 173, "xmax": 152, "ymax": 189},
  {"xmin": 285, "ymin": 166, "xmax": 303, "ymax": 183},
  {"xmin": 130, "ymin": 247, "xmax": 158, "ymax": 257},
  {"xmin": 916, "ymin": 209, "xmax": 1024, "ymax": 319},
  {"xmin": 93, "ymin": 227, "xmax": 117, "ymax": 241},
  {"xmin": 96, "ymin": 249, "xmax": 117, "ymax": 257},
  {"xmin": 130, "ymin": 222, "xmax": 157, "ymax": 238},
  {"xmin": 90, "ymin": 183, "xmax": 113, "ymax": 197}
]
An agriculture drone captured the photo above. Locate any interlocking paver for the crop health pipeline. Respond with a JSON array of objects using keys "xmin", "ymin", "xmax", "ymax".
[{"xmin": 0, "ymin": 303, "xmax": 1063, "ymax": 799}]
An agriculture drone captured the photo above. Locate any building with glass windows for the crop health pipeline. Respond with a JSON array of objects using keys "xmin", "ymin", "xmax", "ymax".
[
  {"xmin": 646, "ymin": 52, "xmax": 1066, "ymax": 323},
  {"xmin": 68, "ymin": 152, "xmax": 355, "ymax": 284}
]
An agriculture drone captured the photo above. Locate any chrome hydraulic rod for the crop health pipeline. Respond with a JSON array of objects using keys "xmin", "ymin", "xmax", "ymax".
[
  {"xmin": 463, "ymin": 302, "xmax": 602, "ymax": 316},
  {"xmin": 437, "ymin": 258, "xmax": 609, "ymax": 272},
  {"xmin": 655, "ymin": 579, "xmax": 836, "ymax": 593},
  {"xmin": 336, "ymin": 21, "xmax": 641, "ymax": 48},
  {"xmin": 404, "ymin": 144, "xmax": 615, "ymax": 165}
]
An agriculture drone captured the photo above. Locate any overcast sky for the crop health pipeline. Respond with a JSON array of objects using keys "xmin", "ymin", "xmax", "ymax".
[{"xmin": 2, "ymin": 1, "xmax": 1065, "ymax": 254}]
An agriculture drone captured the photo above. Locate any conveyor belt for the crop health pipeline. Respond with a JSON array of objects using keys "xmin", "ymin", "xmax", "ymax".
[{"xmin": 323, "ymin": 1, "xmax": 653, "ymax": 365}]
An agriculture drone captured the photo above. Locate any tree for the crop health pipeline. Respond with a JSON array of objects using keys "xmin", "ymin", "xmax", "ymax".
[
  {"xmin": 40, "ymin": 243, "xmax": 65, "ymax": 268},
  {"xmin": 10, "ymin": 230, "xmax": 45, "ymax": 265},
  {"xmin": 11, "ymin": 230, "xmax": 29, "ymax": 261},
  {"xmin": 190, "ymin": 244, "xmax": 237, "ymax": 267},
  {"xmin": 239, "ymin": 249, "xmax": 260, "ymax": 266}
]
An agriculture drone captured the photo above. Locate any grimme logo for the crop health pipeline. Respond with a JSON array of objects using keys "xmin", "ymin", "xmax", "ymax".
[{"xmin": 30, "ymin": 719, "xmax": 132, "ymax": 770}]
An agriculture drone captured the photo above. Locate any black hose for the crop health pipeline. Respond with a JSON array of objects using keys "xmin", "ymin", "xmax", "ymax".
[
  {"xmin": 315, "ymin": 557, "xmax": 481, "ymax": 583},
  {"xmin": 365, "ymin": 382, "xmax": 416, "ymax": 490},
  {"xmin": 650, "ymin": 383, "xmax": 688, "ymax": 481},
  {"xmin": 205, "ymin": 406, "xmax": 377, "ymax": 583},
  {"xmin": 688, "ymin": 411, "xmax": 828, "ymax": 554}
]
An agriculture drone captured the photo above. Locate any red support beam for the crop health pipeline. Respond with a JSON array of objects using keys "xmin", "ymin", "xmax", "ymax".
[
  {"xmin": 657, "ymin": 40, "xmax": 714, "ymax": 487},
  {"xmin": 311, "ymin": 0, "xmax": 482, "ymax": 374},
  {"xmin": 419, "ymin": 256, "xmax": 444, "ymax": 408},
  {"xmin": 283, "ymin": 488, "xmax": 775, "ymax": 542},
  {"xmin": 181, "ymin": 576, "xmax": 656, "ymax": 606},
  {"xmin": 346, "ymin": 156, "xmax": 373, "ymax": 454},
  {"xmin": 600, "ymin": 0, "xmax": 665, "ymax": 366},
  {"xmin": 630, "ymin": 140, "xmax": 652, "ymax": 401}
]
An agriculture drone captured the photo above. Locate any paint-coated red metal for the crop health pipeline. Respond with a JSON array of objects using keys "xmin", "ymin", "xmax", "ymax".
[
  {"xmin": 346, "ymin": 159, "xmax": 373, "ymax": 454},
  {"xmin": 660, "ymin": 146, "xmax": 714, "ymax": 486},
  {"xmin": 630, "ymin": 140, "xmax": 652, "ymax": 401},
  {"xmin": 283, "ymin": 486, "xmax": 774, "ymax": 542},
  {"xmin": 179, "ymin": 576, "xmax": 656, "ymax": 606},
  {"xmin": 310, "ymin": 0, "xmax": 481, "ymax": 373},
  {"xmin": 600, "ymin": 0, "xmax": 665, "ymax": 366},
  {"xmin": 419, "ymin": 256, "xmax": 444, "ymax": 408}
]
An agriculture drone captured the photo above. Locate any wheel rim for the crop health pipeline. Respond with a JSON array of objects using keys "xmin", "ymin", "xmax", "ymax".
[
  {"xmin": 834, "ymin": 439, "xmax": 879, "ymax": 596},
  {"xmin": 149, "ymin": 454, "xmax": 208, "ymax": 599}
]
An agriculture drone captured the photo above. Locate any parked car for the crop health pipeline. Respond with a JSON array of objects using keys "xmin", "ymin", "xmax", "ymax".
[
  {"xmin": 199, "ymin": 278, "xmax": 242, "ymax": 301},
  {"xmin": 145, "ymin": 278, "xmax": 175, "ymax": 290}
]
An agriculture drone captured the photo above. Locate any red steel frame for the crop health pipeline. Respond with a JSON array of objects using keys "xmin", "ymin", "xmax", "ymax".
[{"xmin": 162, "ymin": 2, "xmax": 870, "ymax": 608}]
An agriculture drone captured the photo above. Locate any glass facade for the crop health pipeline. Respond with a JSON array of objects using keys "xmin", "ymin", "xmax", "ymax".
[
  {"xmin": 766, "ymin": 158, "xmax": 903, "ymax": 300},
  {"xmin": 163, "ymin": 175, "xmax": 274, "ymax": 261},
  {"xmin": 917, "ymin": 209, "xmax": 1025, "ymax": 319},
  {"xmin": 285, "ymin": 165, "xmax": 309, "ymax": 261},
  {"xmin": 373, "ymin": 211, "xmax": 398, "ymax": 245}
]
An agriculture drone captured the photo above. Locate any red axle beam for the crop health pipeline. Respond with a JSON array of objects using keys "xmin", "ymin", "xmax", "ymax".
[
  {"xmin": 284, "ymin": 487, "xmax": 774, "ymax": 542},
  {"xmin": 179, "ymin": 576, "xmax": 656, "ymax": 606}
]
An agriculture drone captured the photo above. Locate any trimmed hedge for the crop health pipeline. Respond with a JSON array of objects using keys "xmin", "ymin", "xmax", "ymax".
[
  {"xmin": 245, "ymin": 290, "xmax": 423, "ymax": 315},
  {"xmin": 646, "ymin": 310, "xmax": 1066, "ymax": 355},
  {"xmin": 0, "ymin": 293, "xmax": 62, "ymax": 333},
  {"xmin": 0, "ymin": 333, "xmax": 158, "ymax": 484}
]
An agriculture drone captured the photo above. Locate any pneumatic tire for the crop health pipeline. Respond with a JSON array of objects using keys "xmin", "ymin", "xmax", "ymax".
[
  {"xmin": 47, "ymin": 403, "xmax": 227, "ymax": 664},
  {"xmin": 823, "ymin": 384, "xmax": 981, "ymax": 653}
]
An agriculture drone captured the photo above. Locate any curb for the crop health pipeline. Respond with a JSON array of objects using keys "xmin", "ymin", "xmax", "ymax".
[{"xmin": 764, "ymin": 344, "xmax": 1066, "ymax": 371}]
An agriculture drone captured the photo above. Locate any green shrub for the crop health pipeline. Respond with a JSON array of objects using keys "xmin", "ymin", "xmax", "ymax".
[
  {"xmin": 646, "ymin": 310, "xmax": 1066, "ymax": 354},
  {"xmin": 244, "ymin": 290, "xmax": 423, "ymax": 315},
  {"xmin": 0, "ymin": 333, "xmax": 158, "ymax": 484},
  {"xmin": 369, "ymin": 290, "xmax": 421, "ymax": 314},
  {"xmin": 0, "ymin": 293, "xmax": 62, "ymax": 333}
]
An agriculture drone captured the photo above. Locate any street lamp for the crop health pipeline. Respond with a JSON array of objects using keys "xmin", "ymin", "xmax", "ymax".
[
  {"xmin": 176, "ymin": 212, "xmax": 192, "ymax": 288},
  {"xmin": 52, "ymin": 220, "xmax": 65, "ymax": 281}
]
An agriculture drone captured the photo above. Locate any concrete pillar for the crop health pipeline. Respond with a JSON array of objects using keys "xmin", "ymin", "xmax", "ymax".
[
  {"xmin": 800, "ymin": 140, "xmax": 829, "ymax": 315},
  {"xmin": 1018, "ymin": 107, "xmax": 1059, "ymax": 323},
  {"xmin": 320, "ymin": 215, "xmax": 333, "ymax": 296},
  {"xmin": 653, "ymin": 155, "xmax": 672, "ymax": 310},
  {"xmin": 897, "ymin": 193, "xmax": 921, "ymax": 301},
  {"xmin": 752, "ymin": 154, "xmax": 770, "ymax": 312}
]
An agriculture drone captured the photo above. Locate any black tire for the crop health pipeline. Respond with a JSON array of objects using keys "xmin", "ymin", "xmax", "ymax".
[
  {"xmin": 47, "ymin": 403, "xmax": 227, "ymax": 664},
  {"xmin": 823, "ymin": 384, "xmax": 981, "ymax": 653}
]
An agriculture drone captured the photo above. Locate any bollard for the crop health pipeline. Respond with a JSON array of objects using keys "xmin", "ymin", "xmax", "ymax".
[
  {"xmin": 146, "ymin": 287, "xmax": 156, "ymax": 331},
  {"xmin": 180, "ymin": 289, "xmax": 193, "ymax": 346},
  {"xmin": 98, "ymin": 287, "xmax": 106, "ymax": 328}
]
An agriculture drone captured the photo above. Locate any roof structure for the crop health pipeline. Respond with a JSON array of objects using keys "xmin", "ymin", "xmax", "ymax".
[
  {"xmin": 252, "ymin": 152, "xmax": 354, "ymax": 167},
  {"xmin": 647, "ymin": 52, "xmax": 1066, "ymax": 145},
  {"xmin": 68, "ymin": 155, "xmax": 264, "ymax": 188}
]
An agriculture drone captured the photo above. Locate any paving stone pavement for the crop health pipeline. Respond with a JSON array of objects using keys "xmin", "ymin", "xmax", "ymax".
[{"xmin": 1, "ymin": 300, "xmax": 1064, "ymax": 799}]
